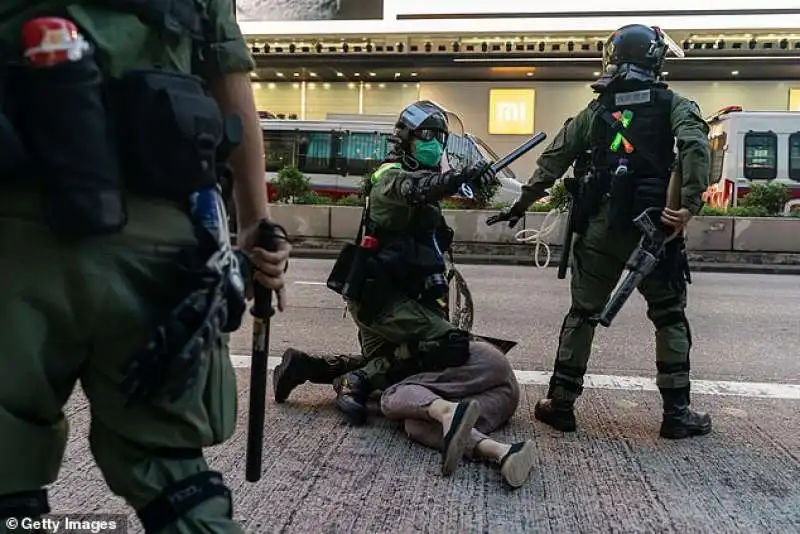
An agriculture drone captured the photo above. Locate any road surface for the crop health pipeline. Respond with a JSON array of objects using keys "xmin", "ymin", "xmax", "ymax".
[{"xmin": 56, "ymin": 260, "xmax": 800, "ymax": 533}]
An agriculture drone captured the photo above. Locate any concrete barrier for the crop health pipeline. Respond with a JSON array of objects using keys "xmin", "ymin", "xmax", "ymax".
[
  {"xmin": 686, "ymin": 217, "xmax": 734, "ymax": 251},
  {"xmin": 330, "ymin": 205, "xmax": 362, "ymax": 239},
  {"xmin": 443, "ymin": 209, "xmax": 521, "ymax": 243},
  {"xmin": 277, "ymin": 205, "xmax": 800, "ymax": 253},
  {"xmin": 269, "ymin": 204, "xmax": 330, "ymax": 238},
  {"xmin": 732, "ymin": 217, "xmax": 800, "ymax": 253}
]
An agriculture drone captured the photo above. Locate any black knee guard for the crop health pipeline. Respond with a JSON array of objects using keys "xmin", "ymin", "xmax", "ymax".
[
  {"xmin": 418, "ymin": 329, "xmax": 470, "ymax": 370},
  {"xmin": 0, "ymin": 489, "xmax": 50, "ymax": 519},
  {"xmin": 136, "ymin": 470, "xmax": 232, "ymax": 533}
]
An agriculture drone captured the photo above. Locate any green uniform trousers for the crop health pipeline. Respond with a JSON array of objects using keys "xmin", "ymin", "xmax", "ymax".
[
  {"xmin": 552, "ymin": 200, "xmax": 692, "ymax": 402},
  {"xmin": 347, "ymin": 295, "xmax": 455, "ymax": 391},
  {"xmin": 0, "ymin": 185, "xmax": 241, "ymax": 533}
]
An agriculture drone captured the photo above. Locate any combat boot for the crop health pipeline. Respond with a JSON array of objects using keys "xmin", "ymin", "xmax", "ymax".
[
  {"xmin": 534, "ymin": 384, "xmax": 577, "ymax": 432},
  {"xmin": 273, "ymin": 348, "xmax": 360, "ymax": 403},
  {"xmin": 332, "ymin": 370, "xmax": 372, "ymax": 425},
  {"xmin": 658, "ymin": 386, "xmax": 712, "ymax": 439}
]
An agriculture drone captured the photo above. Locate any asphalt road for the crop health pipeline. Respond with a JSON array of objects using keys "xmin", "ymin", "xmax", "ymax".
[
  {"xmin": 52, "ymin": 260, "xmax": 800, "ymax": 533},
  {"xmin": 231, "ymin": 259, "xmax": 800, "ymax": 384}
]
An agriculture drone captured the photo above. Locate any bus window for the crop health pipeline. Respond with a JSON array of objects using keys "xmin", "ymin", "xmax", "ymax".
[
  {"xmin": 789, "ymin": 133, "xmax": 800, "ymax": 182},
  {"xmin": 296, "ymin": 131, "xmax": 334, "ymax": 173},
  {"xmin": 709, "ymin": 132, "xmax": 727, "ymax": 184},
  {"xmin": 263, "ymin": 131, "xmax": 297, "ymax": 172},
  {"xmin": 340, "ymin": 132, "xmax": 389, "ymax": 176},
  {"xmin": 743, "ymin": 132, "xmax": 778, "ymax": 180}
]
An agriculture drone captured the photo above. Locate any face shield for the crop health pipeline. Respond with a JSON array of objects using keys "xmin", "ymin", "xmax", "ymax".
[{"xmin": 653, "ymin": 26, "xmax": 685, "ymax": 59}]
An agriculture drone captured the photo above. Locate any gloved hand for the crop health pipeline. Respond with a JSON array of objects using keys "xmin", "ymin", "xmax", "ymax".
[
  {"xmin": 486, "ymin": 204, "xmax": 525, "ymax": 228},
  {"xmin": 461, "ymin": 161, "xmax": 496, "ymax": 188}
]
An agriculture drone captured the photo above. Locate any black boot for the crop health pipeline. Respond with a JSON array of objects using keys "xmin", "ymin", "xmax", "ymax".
[
  {"xmin": 332, "ymin": 370, "xmax": 372, "ymax": 425},
  {"xmin": 273, "ymin": 348, "xmax": 360, "ymax": 403},
  {"xmin": 659, "ymin": 386, "xmax": 712, "ymax": 439},
  {"xmin": 534, "ymin": 384, "xmax": 577, "ymax": 432}
]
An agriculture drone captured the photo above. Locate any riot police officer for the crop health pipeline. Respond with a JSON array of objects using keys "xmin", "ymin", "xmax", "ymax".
[
  {"xmin": 488, "ymin": 24, "xmax": 712, "ymax": 440},
  {"xmin": 301, "ymin": 101, "xmax": 495, "ymax": 429},
  {"xmin": 0, "ymin": 2, "xmax": 289, "ymax": 532}
]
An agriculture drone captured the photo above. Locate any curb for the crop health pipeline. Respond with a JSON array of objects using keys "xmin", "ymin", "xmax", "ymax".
[{"xmin": 290, "ymin": 248, "xmax": 800, "ymax": 275}]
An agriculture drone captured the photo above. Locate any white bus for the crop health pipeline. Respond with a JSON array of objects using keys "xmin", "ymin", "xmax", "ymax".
[
  {"xmin": 260, "ymin": 117, "xmax": 527, "ymax": 204},
  {"xmin": 702, "ymin": 106, "xmax": 800, "ymax": 212}
]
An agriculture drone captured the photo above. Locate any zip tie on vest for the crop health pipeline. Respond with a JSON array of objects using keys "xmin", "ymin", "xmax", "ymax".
[{"xmin": 513, "ymin": 208, "xmax": 563, "ymax": 269}]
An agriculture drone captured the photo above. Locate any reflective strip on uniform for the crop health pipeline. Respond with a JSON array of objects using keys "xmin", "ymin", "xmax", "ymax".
[{"xmin": 371, "ymin": 162, "xmax": 401, "ymax": 185}]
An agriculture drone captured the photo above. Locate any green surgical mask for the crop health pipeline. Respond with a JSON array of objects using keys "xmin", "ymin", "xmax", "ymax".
[{"xmin": 414, "ymin": 139, "xmax": 444, "ymax": 167}]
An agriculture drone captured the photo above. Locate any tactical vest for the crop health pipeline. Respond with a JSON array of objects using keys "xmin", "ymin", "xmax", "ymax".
[
  {"xmin": 589, "ymin": 84, "xmax": 676, "ymax": 228},
  {"xmin": 590, "ymin": 84, "xmax": 675, "ymax": 179},
  {"xmin": 366, "ymin": 162, "xmax": 451, "ymax": 297}
]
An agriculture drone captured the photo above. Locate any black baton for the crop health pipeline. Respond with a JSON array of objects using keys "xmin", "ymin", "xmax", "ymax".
[{"xmin": 245, "ymin": 220, "xmax": 279, "ymax": 483}]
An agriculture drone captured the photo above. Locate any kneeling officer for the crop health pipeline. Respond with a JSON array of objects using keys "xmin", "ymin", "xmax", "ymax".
[{"xmin": 321, "ymin": 100, "xmax": 495, "ymax": 424}]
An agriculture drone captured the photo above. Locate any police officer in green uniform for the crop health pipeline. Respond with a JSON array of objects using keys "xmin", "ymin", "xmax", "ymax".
[
  {"xmin": 293, "ymin": 101, "xmax": 495, "ymax": 426},
  {"xmin": 488, "ymin": 24, "xmax": 712, "ymax": 440},
  {"xmin": 0, "ymin": 2, "xmax": 290, "ymax": 532}
]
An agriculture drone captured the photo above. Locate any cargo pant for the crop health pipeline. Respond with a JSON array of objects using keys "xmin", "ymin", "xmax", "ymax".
[
  {"xmin": 550, "ymin": 199, "xmax": 692, "ymax": 402},
  {"xmin": 347, "ymin": 295, "xmax": 457, "ymax": 391},
  {"xmin": 0, "ymin": 185, "xmax": 241, "ymax": 534}
]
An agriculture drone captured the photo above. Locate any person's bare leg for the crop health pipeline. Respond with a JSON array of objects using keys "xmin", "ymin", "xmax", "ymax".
[
  {"xmin": 475, "ymin": 438, "xmax": 536, "ymax": 489},
  {"xmin": 425, "ymin": 399, "xmax": 481, "ymax": 476}
]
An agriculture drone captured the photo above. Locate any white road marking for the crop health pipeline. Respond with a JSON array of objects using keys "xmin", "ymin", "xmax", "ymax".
[
  {"xmin": 294, "ymin": 281, "xmax": 327, "ymax": 286},
  {"xmin": 229, "ymin": 354, "xmax": 800, "ymax": 401}
]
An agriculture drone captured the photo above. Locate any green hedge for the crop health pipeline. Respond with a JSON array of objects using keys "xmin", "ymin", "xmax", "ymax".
[{"xmin": 272, "ymin": 170, "xmax": 798, "ymax": 218}]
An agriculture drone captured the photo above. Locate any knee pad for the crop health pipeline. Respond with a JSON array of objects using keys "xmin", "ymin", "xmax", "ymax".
[
  {"xmin": 0, "ymin": 489, "xmax": 50, "ymax": 519},
  {"xmin": 419, "ymin": 329, "xmax": 470, "ymax": 370},
  {"xmin": 136, "ymin": 471, "xmax": 232, "ymax": 533}
]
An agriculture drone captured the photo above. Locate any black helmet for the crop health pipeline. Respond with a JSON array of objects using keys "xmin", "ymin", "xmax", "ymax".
[
  {"xmin": 394, "ymin": 100, "xmax": 449, "ymax": 147},
  {"xmin": 602, "ymin": 24, "xmax": 669, "ymax": 77}
]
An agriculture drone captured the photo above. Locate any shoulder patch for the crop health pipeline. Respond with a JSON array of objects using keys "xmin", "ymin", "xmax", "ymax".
[{"xmin": 615, "ymin": 89, "xmax": 652, "ymax": 107}]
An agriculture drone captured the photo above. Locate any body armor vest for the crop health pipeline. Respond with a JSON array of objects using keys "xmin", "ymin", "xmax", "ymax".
[
  {"xmin": 366, "ymin": 162, "xmax": 451, "ymax": 297},
  {"xmin": 589, "ymin": 83, "xmax": 676, "ymax": 229}
]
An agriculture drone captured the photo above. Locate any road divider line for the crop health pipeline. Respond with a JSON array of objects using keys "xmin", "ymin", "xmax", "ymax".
[{"xmin": 229, "ymin": 355, "xmax": 800, "ymax": 400}]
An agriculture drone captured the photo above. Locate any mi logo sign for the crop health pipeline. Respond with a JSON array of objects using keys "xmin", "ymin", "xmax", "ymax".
[
  {"xmin": 790, "ymin": 88, "xmax": 800, "ymax": 111},
  {"xmin": 489, "ymin": 89, "xmax": 536, "ymax": 135}
]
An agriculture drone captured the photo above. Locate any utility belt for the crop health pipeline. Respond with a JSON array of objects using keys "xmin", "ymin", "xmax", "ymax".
[{"xmin": 574, "ymin": 170, "xmax": 669, "ymax": 233}]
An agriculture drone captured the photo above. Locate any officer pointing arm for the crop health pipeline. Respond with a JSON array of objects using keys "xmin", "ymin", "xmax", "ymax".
[{"xmin": 487, "ymin": 110, "xmax": 594, "ymax": 227}]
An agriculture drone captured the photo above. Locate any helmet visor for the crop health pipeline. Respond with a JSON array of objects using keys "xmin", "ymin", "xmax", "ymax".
[{"xmin": 653, "ymin": 26, "xmax": 685, "ymax": 58}]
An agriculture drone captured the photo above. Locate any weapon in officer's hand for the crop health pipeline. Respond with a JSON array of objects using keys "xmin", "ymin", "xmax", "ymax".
[
  {"xmin": 458, "ymin": 132, "xmax": 548, "ymax": 199},
  {"xmin": 597, "ymin": 167, "xmax": 683, "ymax": 327},
  {"xmin": 557, "ymin": 150, "xmax": 592, "ymax": 280},
  {"xmin": 557, "ymin": 177, "xmax": 579, "ymax": 280},
  {"xmin": 245, "ymin": 221, "xmax": 281, "ymax": 483}
]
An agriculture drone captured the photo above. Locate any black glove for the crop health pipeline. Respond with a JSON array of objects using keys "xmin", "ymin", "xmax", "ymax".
[
  {"xmin": 461, "ymin": 161, "xmax": 496, "ymax": 188},
  {"xmin": 486, "ymin": 206, "xmax": 524, "ymax": 228}
]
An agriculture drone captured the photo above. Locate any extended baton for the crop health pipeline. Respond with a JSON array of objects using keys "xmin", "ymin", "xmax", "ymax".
[{"xmin": 245, "ymin": 220, "xmax": 279, "ymax": 483}]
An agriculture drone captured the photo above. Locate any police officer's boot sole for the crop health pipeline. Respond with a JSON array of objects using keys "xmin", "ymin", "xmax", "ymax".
[
  {"xmin": 332, "ymin": 375, "xmax": 368, "ymax": 426},
  {"xmin": 273, "ymin": 349, "xmax": 307, "ymax": 404},
  {"xmin": 534, "ymin": 399, "xmax": 577, "ymax": 432},
  {"xmin": 659, "ymin": 411, "xmax": 712, "ymax": 439}
]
